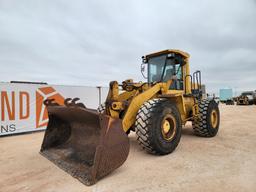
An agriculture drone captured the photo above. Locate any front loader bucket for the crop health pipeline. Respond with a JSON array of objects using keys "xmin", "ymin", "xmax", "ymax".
[{"xmin": 40, "ymin": 99, "xmax": 129, "ymax": 185}]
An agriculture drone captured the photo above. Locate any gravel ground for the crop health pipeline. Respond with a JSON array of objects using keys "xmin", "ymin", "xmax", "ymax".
[{"xmin": 0, "ymin": 104, "xmax": 256, "ymax": 192}]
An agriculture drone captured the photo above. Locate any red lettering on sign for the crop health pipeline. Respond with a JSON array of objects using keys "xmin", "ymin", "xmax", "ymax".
[
  {"xmin": 1, "ymin": 91, "xmax": 15, "ymax": 121},
  {"xmin": 19, "ymin": 91, "xmax": 30, "ymax": 120}
]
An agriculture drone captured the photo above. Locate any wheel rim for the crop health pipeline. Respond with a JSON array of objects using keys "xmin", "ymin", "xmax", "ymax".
[
  {"xmin": 161, "ymin": 115, "xmax": 177, "ymax": 141},
  {"xmin": 210, "ymin": 109, "xmax": 218, "ymax": 128}
]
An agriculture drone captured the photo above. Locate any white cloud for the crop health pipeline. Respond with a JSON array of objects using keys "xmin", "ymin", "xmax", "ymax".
[{"xmin": 0, "ymin": 0, "xmax": 255, "ymax": 94}]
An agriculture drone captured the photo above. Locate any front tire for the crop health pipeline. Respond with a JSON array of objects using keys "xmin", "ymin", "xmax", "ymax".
[
  {"xmin": 193, "ymin": 99, "xmax": 220, "ymax": 137},
  {"xmin": 135, "ymin": 98, "xmax": 182, "ymax": 155}
]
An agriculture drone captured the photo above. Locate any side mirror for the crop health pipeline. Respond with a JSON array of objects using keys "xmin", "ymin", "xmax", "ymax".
[{"xmin": 141, "ymin": 63, "xmax": 148, "ymax": 79}]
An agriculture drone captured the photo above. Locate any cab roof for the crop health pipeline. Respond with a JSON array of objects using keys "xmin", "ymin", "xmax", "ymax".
[{"xmin": 145, "ymin": 49, "xmax": 190, "ymax": 59}]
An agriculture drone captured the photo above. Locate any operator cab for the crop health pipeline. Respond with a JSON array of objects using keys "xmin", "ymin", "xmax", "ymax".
[{"xmin": 142, "ymin": 50, "xmax": 188, "ymax": 90}]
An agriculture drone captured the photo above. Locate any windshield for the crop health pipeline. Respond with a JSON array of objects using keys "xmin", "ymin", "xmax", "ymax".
[
  {"xmin": 147, "ymin": 55, "xmax": 182, "ymax": 83},
  {"xmin": 148, "ymin": 55, "xmax": 166, "ymax": 82}
]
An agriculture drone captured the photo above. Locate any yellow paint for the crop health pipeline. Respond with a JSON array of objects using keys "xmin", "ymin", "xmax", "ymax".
[
  {"xmin": 103, "ymin": 49, "xmax": 199, "ymax": 132},
  {"xmin": 161, "ymin": 115, "xmax": 177, "ymax": 141},
  {"xmin": 122, "ymin": 83, "xmax": 162, "ymax": 131},
  {"xmin": 211, "ymin": 109, "xmax": 218, "ymax": 128}
]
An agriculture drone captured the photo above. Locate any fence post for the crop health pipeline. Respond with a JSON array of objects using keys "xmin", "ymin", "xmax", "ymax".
[{"xmin": 96, "ymin": 86, "xmax": 102, "ymax": 106}]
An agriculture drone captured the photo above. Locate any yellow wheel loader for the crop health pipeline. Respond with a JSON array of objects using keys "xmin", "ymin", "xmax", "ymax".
[{"xmin": 40, "ymin": 49, "xmax": 220, "ymax": 185}]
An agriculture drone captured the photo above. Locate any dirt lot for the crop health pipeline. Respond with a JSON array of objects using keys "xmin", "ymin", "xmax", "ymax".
[{"xmin": 0, "ymin": 104, "xmax": 256, "ymax": 192}]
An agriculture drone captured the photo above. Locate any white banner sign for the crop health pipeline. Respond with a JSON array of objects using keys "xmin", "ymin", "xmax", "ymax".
[{"xmin": 0, "ymin": 83, "xmax": 108, "ymax": 136}]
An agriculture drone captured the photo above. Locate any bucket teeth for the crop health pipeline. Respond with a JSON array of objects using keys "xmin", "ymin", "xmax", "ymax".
[
  {"xmin": 71, "ymin": 97, "xmax": 80, "ymax": 104},
  {"xmin": 64, "ymin": 98, "xmax": 72, "ymax": 106},
  {"xmin": 43, "ymin": 99, "xmax": 59, "ymax": 106},
  {"xmin": 43, "ymin": 98, "xmax": 86, "ymax": 108},
  {"xmin": 72, "ymin": 97, "xmax": 86, "ymax": 108},
  {"xmin": 64, "ymin": 97, "xmax": 86, "ymax": 108}
]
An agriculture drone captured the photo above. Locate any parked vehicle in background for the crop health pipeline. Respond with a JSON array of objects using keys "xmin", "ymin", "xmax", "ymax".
[
  {"xmin": 219, "ymin": 88, "xmax": 234, "ymax": 105},
  {"xmin": 236, "ymin": 91, "xmax": 255, "ymax": 105},
  {"xmin": 254, "ymin": 91, "xmax": 256, "ymax": 104},
  {"xmin": 226, "ymin": 99, "xmax": 235, "ymax": 105}
]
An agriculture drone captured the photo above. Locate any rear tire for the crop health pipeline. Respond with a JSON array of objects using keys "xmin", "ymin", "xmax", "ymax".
[
  {"xmin": 135, "ymin": 98, "xmax": 182, "ymax": 155},
  {"xmin": 192, "ymin": 99, "xmax": 220, "ymax": 137}
]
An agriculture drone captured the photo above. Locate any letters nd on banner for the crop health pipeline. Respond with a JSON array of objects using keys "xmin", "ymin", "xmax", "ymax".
[{"xmin": 0, "ymin": 83, "xmax": 108, "ymax": 136}]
